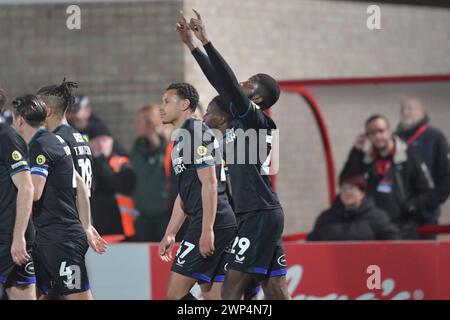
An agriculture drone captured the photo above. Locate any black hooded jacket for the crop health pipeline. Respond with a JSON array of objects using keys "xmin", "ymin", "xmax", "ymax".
[{"xmin": 307, "ymin": 197, "xmax": 400, "ymax": 241}]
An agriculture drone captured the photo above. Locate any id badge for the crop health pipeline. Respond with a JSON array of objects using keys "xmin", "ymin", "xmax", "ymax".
[{"xmin": 377, "ymin": 179, "xmax": 392, "ymax": 193}]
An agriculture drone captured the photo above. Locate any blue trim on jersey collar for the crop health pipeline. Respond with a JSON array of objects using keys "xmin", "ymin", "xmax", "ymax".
[
  {"xmin": 230, "ymin": 100, "xmax": 253, "ymax": 119},
  {"xmin": 238, "ymin": 100, "xmax": 253, "ymax": 119},
  {"xmin": 0, "ymin": 275, "xmax": 6, "ymax": 283},
  {"xmin": 28, "ymin": 127, "xmax": 47, "ymax": 145}
]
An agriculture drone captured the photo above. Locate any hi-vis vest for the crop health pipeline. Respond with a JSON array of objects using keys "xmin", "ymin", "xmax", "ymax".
[{"xmin": 108, "ymin": 155, "xmax": 138, "ymax": 238}]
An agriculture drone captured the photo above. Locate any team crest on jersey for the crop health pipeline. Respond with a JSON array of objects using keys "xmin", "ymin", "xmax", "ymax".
[
  {"xmin": 36, "ymin": 154, "xmax": 46, "ymax": 165},
  {"xmin": 12, "ymin": 150, "xmax": 22, "ymax": 161},
  {"xmin": 197, "ymin": 145, "xmax": 208, "ymax": 156}
]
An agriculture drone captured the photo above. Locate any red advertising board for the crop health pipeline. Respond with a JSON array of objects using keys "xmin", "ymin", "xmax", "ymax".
[{"xmin": 150, "ymin": 242, "xmax": 450, "ymax": 300}]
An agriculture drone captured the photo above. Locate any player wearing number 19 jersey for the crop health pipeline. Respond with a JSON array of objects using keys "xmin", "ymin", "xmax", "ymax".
[{"xmin": 182, "ymin": 10, "xmax": 290, "ymax": 300}]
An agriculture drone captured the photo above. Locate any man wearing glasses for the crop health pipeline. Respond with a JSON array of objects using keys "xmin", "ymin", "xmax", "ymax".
[{"xmin": 340, "ymin": 114, "xmax": 437, "ymax": 239}]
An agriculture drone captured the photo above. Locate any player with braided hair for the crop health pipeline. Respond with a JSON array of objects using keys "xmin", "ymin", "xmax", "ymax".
[{"xmin": 37, "ymin": 79, "xmax": 94, "ymax": 197}]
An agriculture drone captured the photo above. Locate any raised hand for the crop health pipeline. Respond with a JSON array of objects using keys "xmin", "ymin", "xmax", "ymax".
[
  {"xmin": 354, "ymin": 133, "xmax": 368, "ymax": 151},
  {"xmin": 176, "ymin": 11, "xmax": 195, "ymax": 50},
  {"xmin": 189, "ymin": 8, "xmax": 209, "ymax": 45}
]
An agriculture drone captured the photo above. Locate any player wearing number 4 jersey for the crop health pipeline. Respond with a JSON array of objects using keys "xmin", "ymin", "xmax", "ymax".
[{"xmin": 12, "ymin": 93, "xmax": 107, "ymax": 300}]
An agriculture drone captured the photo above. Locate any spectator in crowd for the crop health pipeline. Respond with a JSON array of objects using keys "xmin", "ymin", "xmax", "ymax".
[
  {"xmin": 307, "ymin": 174, "xmax": 400, "ymax": 241},
  {"xmin": 0, "ymin": 86, "xmax": 12, "ymax": 125},
  {"xmin": 89, "ymin": 124, "xmax": 137, "ymax": 241},
  {"xmin": 396, "ymin": 97, "xmax": 450, "ymax": 230},
  {"xmin": 67, "ymin": 95, "xmax": 127, "ymax": 155},
  {"xmin": 130, "ymin": 105, "xmax": 170, "ymax": 242},
  {"xmin": 340, "ymin": 114, "xmax": 437, "ymax": 239}
]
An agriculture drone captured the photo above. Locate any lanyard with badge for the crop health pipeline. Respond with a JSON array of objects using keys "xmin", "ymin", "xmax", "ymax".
[{"xmin": 373, "ymin": 147, "xmax": 395, "ymax": 194}]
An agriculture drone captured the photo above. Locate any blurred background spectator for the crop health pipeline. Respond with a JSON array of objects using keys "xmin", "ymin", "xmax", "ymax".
[
  {"xmin": 396, "ymin": 97, "xmax": 450, "ymax": 235},
  {"xmin": 340, "ymin": 115, "xmax": 437, "ymax": 239},
  {"xmin": 307, "ymin": 174, "xmax": 399, "ymax": 241},
  {"xmin": 130, "ymin": 105, "xmax": 170, "ymax": 242},
  {"xmin": 67, "ymin": 95, "xmax": 127, "ymax": 155},
  {"xmin": 89, "ymin": 124, "xmax": 137, "ymax": 242}
]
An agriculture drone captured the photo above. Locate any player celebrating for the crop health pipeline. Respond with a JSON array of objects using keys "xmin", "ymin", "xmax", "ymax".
[
  {"xmin": 11, "ymin": 94, "xmax": 107, "ymax": 300},
  {"xmin": 0, "ymin": 87, "xmax": 36, "ymax": 300},
  {"xmin": 37, "ymin": 79, "xmax": 94, "ymax": 197},
  {"xmin": 177, "ymin": 10, "xmax": 290, "ymax": 300},
  {"xmin": 158, "ymin": 83, "xmax": 236, "ymax": 300}
]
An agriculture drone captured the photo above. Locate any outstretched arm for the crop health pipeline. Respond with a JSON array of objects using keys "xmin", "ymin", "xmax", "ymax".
[
  {"xmin": 176, "ymin": 11, "xmax": 225, "ymax": 96},
  {"xmin": 189, "ymin": 9, "xmax": 250, "ymax": 115}
]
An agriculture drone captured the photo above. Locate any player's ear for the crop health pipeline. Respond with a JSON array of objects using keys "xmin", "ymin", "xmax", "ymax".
[
  {"xmin": 46, "ymin": 107, "xmax": 53, "ymax": 117},
  {"xmin": 181, "ymin": 98, "xmax": 191, "ymax": 112},
  {"xmin": 18, "ymin": 115, "xmax": 25, "ymax": 127}
]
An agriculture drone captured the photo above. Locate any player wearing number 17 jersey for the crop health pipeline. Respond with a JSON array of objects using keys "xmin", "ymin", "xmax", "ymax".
[{"xmin": 37, "ymin": 79, "xmax": 93, "ymax": 197}]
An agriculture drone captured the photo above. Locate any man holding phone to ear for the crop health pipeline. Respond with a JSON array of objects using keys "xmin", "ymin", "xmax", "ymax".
[{"xmin": 340, "ymin": 114, "xmax": 437, "ymax": 239}]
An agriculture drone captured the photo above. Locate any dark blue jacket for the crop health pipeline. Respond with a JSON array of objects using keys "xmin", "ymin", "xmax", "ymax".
[{"xmin": 397, "ymin": 116, "xmax": 450, "ymax": 223}]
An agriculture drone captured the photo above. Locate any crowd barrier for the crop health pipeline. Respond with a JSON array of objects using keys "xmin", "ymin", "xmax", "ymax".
[{"xmin": 86, "ymin": 241, "xmax": 450, "ymax": 300}]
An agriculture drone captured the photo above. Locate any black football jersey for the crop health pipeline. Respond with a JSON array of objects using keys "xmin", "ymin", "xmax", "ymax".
[
  {"xmin": 53, "ymin": 124, "xmax": 93, "ymax": 196},
  {"xmin": 0, "ymin": 124, "xmax": 33, "ymax": 243},
  {"xmin": 29, "ymin": 129, "xmax": 85, "ymax": 244},
  {"xmin": 171, "ymin": 117, "xmax": 235, "ymax": 229}
]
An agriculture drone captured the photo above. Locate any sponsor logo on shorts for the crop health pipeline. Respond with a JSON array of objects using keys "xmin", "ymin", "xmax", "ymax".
[
  {"xmin": 277, "ymin": 254, "xmax": 287, "ymax": 267},
  {"xmin": 25, "ymin": 261, "xmax": 35, "ymax": 275}
]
